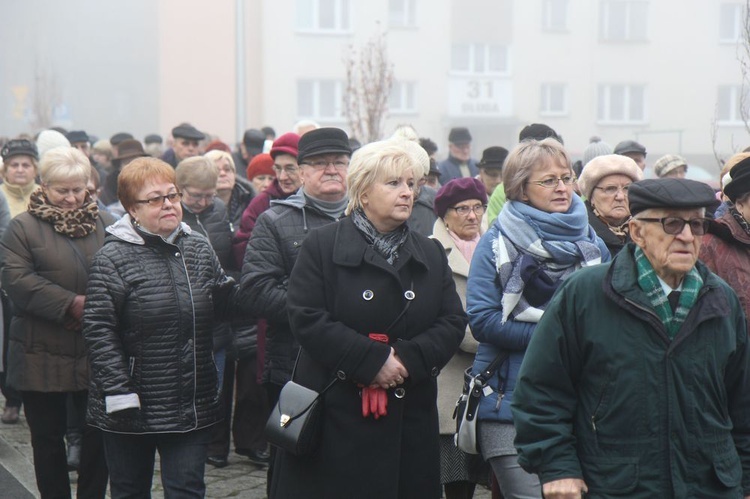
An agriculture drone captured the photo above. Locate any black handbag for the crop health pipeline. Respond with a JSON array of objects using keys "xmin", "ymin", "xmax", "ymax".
[{"xmin": 264, "ymin": 377, "xmax": 336, "ymax": 456}]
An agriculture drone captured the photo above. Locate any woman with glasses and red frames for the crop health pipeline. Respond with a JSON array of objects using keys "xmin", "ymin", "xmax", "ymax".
[
  {"xmin": 430, "ymin": 177, "xmax": 491, "ymax": 499},
  {"xmin": 1, "ymin": 146, "xmax": 114, "ymax": 498},
  {"xmin": 701, "ymin": 152, "xmax": 750, "ymax": 324},
  {"xmin": 577, "ymin": 154, "xmax": 644, "ymax": 256},
  {"xmin": 83, "ymin": 157, "xmax": 247, "ymax": 498},
  {"xmin": 465, "ymin": 139, "xmax": 609, "ymax": 498}
]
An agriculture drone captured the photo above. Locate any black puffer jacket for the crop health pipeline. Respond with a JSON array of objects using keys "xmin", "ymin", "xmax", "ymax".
[
  {"xmin": 181, "ymin": 198, "xmax": 235, "ymax": 353},
  {"xmin": 83, "ymin": 216, "xmax": 237, "ymax": 434},
  {"xmin": 240, "ymin": 190, "xmax": 343, "ymax": 386}
]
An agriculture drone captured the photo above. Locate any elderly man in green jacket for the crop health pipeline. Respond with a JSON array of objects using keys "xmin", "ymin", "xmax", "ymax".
[{"xmin": 512, "ymin": 178, "xmax": 750, "ymax": 499}]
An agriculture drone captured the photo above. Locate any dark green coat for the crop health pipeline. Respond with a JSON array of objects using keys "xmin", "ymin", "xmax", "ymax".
[{"xmin": 512, "ymin": 243, "xmax": 750, "ymax": 498}]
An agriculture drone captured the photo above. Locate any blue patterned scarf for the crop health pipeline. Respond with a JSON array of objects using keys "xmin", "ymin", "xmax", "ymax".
[{"xmin": 493, "ymin": 194, "xmax": 609, "ymax": 323}]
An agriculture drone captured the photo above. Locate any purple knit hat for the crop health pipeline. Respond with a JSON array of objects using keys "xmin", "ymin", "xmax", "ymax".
[{"xmin": 434, "ymin": 177, "xmax": 487, "ymax": 218}]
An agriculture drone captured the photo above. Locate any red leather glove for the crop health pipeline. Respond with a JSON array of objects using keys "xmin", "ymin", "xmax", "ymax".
[
  {"xmin": 361, "ymin": 333, "xmax": 390, "ymax": 419},
  {"xmin": 361, "ymin": 386, "xmax": 388, "ymax": 419}
]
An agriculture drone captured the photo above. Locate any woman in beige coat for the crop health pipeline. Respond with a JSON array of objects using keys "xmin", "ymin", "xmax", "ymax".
[{"xmin": 431, "ymin": 177, "xmax": 489, "ymax": 499}]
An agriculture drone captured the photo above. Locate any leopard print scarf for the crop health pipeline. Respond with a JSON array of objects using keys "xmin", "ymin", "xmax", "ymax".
[{"xmin": 27, "ymin": 187, "xmax": 99, "ymax": 238}]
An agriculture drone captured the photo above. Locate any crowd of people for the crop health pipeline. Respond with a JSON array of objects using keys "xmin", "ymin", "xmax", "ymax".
[{"xmin": 0, "ymin": 118, "xmax": 749, "ymax": 499}]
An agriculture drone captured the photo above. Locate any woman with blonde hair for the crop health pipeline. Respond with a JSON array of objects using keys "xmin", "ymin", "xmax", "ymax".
[{"xmin": 271, "ymin": 140, "xmax": 465, "ymax": 498}]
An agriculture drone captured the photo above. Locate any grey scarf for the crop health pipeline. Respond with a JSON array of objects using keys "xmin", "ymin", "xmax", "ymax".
[{"xmin": 351, "ymin": 208, "xmax": 409, "ymax": 265}]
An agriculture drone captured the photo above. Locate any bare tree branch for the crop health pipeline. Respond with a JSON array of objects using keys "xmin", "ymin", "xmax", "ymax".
[
  {"xmin": 342, "ymin": 30, "xmax": 394, "ymax": 143},
  {"xmin": 738, "ymin": 0, "xmax": 750, "ymax": 136}
]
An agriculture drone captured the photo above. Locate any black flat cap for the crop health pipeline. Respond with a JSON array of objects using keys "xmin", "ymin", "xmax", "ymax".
[
  {"xmin": 519, "ymin": 123, "xmax": 561, "ymax": 143},
  {"xmin": 724, "ymin": 156, "xmax": 750, "ymax": 202},
  {"xmin": 448, "ymin": 127, "xmax": 472, "ymax": 144},
  {"xmin": 614, "ymin": 140, "xmax": 647, "ymax": 156},
  {"xmin": 144, "ymin": 134, "xmax": 163, "ymax": 145},
  {"xmin": 297, "ymin": 127, "xmax": 351, "ymax": 163},
  {"xmin": 629, "ymin": 178, "xmax": 717, "ymax": 216},
  {"xmin": 66, "ymin": 130, "xmax": 89, "ymax": 144},
  {"xmin": 478, "ymin": 146, "xmax": 508, "ymax": 169},
  {"xmin": 172, "ymin": 124, "xmax": 204, "ymax": 141}
]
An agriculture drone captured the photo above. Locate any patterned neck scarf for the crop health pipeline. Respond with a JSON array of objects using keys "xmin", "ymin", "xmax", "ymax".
[
  {"xmin": 593, "ymin": 205, "xmax": 630, "ymax": 239},
  {"xmin": 27, "ymin": 186, "xmax": 99, "ymax": 238},
  {"xmin": 351, "ymin": 208, "xmax": 409, "ymax": 265},
  {"xmin": 634, "ymin": 246, "xmax": 702, "ymax": 339}
]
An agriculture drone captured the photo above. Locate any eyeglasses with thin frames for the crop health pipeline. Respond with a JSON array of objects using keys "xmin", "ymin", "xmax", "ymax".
[
  {"xmin": 594, "ymin": 185, "xmax": 630, "ymax": 196},
  {"xmin": 450, "ymin": 204, "xmax": 486, "ymax": 217},
  {"xmin": 528, "ymin": 175, "xmax": 576, "ymax": 189},
  {"xmin": 273, "ymin": 165, "xmax": 299, "ymax": 175},
  {"xmin": 300, "ymin": 160, "xmax": 349, "ymax": 170},
  {"xmin": 635, "ymin": 217, "xmax": 710, "ymax": 236},
  {"xmin": 135, "ymin": 192, "xmax": 183, "ymax": 207}
]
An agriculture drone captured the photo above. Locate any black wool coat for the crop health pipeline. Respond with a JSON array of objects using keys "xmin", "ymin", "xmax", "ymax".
[{"xmin": 270, "ymin": 216, "xmax": 466, "ymax": 499}]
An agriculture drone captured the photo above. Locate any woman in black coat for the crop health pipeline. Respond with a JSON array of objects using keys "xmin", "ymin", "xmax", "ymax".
[{"xmin": 271, "ymin": 139, "xmax": 466, "ymax": 498}]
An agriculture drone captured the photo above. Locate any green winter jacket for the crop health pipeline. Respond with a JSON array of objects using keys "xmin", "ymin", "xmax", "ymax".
[{"xmin": 512, "ymin": 243, "xmax": 750, "ymax": 498}]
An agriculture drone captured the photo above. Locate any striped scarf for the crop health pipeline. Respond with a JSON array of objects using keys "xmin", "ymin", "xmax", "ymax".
[{"xmin": 634, "ymin": 246, "xmax": 702, "ymax": 339}]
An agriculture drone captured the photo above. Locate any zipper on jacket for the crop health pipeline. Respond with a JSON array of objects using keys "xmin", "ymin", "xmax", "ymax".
[
  {"xmin": 590, "ymin": 375, "xmax": 611, "ymax": 435},
  {"xmin": 128, "ymin": 357, "xmax": 135, "ymax": 377}
]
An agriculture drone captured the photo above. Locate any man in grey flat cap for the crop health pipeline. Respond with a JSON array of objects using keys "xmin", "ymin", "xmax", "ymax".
[{"xmin": 512, "ymin": 178, "xmax": 750, "ymax": 498}]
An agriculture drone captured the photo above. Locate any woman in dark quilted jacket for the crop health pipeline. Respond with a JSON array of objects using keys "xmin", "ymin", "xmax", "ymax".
[{"xmin": 83, "ymin": 157, "xmax": 244, "ymax": 499}]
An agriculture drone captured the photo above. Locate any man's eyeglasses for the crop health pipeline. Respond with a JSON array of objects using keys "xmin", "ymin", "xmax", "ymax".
[
  {"xmin": 273, "ymin": 165, "xmax": 299, "ymax": 175},
  {"xmin": 183, "ymin": 189, "xmax": 216, "ymax": 201},
  {"xmin": 450, "ymin": 204, "xmax": 487, "ymax": 217},
  {"xmin": 595, "ymin": 185, "xmax": 630, "ymax": 196},
  {"xmin": 135, "ymin": 192, "xmax": 183, "ymax": 207},
  {"xmin": 528, "ymin": 175, "xmax": 576, "ymax": 189},
  {"xmin": 635, "ymin": 217, "xmax": 710, "ymax": 236},
  {"xmin": 300, "ymin": 160, "xmax": 349, "ymax": 170}
]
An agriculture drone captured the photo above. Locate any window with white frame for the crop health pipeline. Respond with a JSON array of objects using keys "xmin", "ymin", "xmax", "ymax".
[
  {"xmin": 297, "ymin": 80, "xmax": 344, "ymax": 119},
  {"xmin": 542, "ymin": 0, "xmax": 569, "ymax": 31},
  {"xmin": 296, "ymin": 0, "xmax": 351, "ymax": 33},
  {"xmin": 451, "ymin": 43, "xmax": 510, "ymax": 75},
  {"xmin": 717, "ymin": 85, "xmax": 749, "ymax": 124},
  {"xmin": 389, "ymin": 81, "xmax": 417, "ymax": 114},
  {"xmin": 540, "ymin": 83, "xmax": 568, "ymax": 115},
  {"xmin": 719, "ymin": 3, "xmax": 743, "ymax": 43},
  {"xmin": 389, "ymin": 0, "xmax": 416, "ymax": 28},
  {"xmin": 597, "ymin": 84, "xmax": 647, "ymax": 123},
  {"xmin": 599, "ymin": 0, "xmax": 648, "ymax": 41}
]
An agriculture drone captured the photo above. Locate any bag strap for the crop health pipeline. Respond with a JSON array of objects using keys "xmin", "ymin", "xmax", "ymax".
[
  {"xmin": 382, "ymin": 279, "xmax": 414, "ymax": 334},
  {"xmin": 475, "ymin": 351, "xmax": 510, "ymax": 385}
]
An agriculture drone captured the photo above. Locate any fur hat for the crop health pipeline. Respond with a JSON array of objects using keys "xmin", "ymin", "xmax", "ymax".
[
  {"xmin": 578, "ymin": 154, "xmax": 643, "ymax": 200},
  {"xmin": 246, "ymin": 153, "xmax": 275, "ymax": 180},
  {"xmin": 36, "ymin": 130, "xmax": 71, "ymax": 160},
  {"xmin": 433, "ymin": 177, "xmax": 487, "ymax": 218}
]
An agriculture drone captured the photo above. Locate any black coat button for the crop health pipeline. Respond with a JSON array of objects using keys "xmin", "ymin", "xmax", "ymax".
[{"xmin": 430, "ymin": 367, "xmax": 440, "ymax": 377}]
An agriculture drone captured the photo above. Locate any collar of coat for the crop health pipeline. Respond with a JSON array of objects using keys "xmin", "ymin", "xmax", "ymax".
[
  {"xmin": 106, "ymin": 214, "xmax": 192, "ymax": 246},
  {"xmin": 332, "ymin": 216, "xmax": 431, "ymax": 274},
  {"xmin": 605, "ymin": 242, "xmax": 730, "ymax": 336},
  {"xmin": 430, "ymin": 218, "xmax": 471, "ymax": 278}
]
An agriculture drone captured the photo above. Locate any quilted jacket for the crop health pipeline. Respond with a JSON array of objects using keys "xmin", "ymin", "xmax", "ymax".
[
  {"xmin": 83, "ymin": 216, "xmax": 238, "ymax": 433},
  {"xmin": 240, "ymin": 189, "xmax": 342, "ymax": 386}
]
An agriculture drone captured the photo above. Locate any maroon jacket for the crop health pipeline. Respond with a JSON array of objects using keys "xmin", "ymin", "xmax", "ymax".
[
  {"xmin": 701, "ymin": 211, "xmax": 750, "ymax": 326},
  {"xmin": 232, "ymin": 179, "xmax": 290, "ymax": 269}
]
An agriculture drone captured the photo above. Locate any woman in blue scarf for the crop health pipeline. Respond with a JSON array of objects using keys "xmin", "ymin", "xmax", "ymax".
[{"xmin": 466, "ymin": 138, "xmax": 610, "ymax": 498}]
